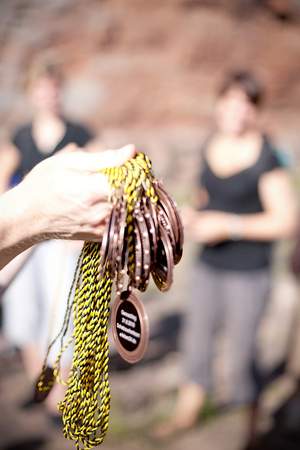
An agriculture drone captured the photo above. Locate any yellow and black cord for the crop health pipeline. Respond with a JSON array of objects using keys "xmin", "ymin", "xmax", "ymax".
[{"xmin": 37, "ymin": 153, "xmax": 158, "ymax": 450}]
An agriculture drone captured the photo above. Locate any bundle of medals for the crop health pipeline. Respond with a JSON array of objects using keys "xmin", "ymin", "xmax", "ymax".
[{"xmin": 35, "ymin": 152, "xmax": 183, "ymax": 450}]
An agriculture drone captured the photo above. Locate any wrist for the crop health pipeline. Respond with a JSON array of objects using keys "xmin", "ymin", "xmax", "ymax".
[
  {"xmin": 227, "ymin": 214, "xmax": 245, "ymax": 241},
  {"xmin": 5, "ymin": 183, "xmax": 46, "ymax": 246}
]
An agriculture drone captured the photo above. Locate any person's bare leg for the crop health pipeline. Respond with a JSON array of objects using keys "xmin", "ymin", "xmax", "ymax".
[
  {"xmin": 173, "ymin": 383, "xmax": 206, "ymax": 427},
  {"xmin": 152, "ymin": 383, "xmax": 206, "ymax": 438},
  {"xmin": 152, "ymin": 263, "xmax": 220, "ymax": 439}
]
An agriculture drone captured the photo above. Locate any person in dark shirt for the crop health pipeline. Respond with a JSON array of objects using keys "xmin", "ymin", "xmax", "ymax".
[
  {"xmin": 0, "ymin": 59, "xmax": 93, "ymax": 190},
  {"xmin": 154, "ymin": 71, "xmax": 297, "ymax": 438},
  {"xmin": 12, "ymin": 120, "xmax": 93, "ymax": 180},
  {"xmin": 0, "ymin": 58, "xmax": 95, "ymax": 421}
]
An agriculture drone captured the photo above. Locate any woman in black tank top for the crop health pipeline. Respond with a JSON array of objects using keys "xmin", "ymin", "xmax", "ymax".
[
  {"xmin": 153, "ymin": 72, "xmax": 297, "ymax": 439},
  {"xmin": 0, "ymin": 60, "xmax": 93, "ymax": 190},
  {"xmin": 199, "ymin": 135, "xmax": 282, "ymax": 271}
]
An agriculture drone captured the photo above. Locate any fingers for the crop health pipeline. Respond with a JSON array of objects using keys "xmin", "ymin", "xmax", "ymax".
[
  {"xmin": 69, "ymin": 227, "xmax": 106, "ymax": 242},
  {"xmin": 100, "ymin": 144, "xmax": 136, "ymax": 168},
  {"xmin": 95, "ymin": 144, "xmax": 137, "ymax": 170},
  {"xmin": 72, "ymin": 144, "xmax": 136, "ymax": 172},
  {"xmin": 85, "ymin": 173, "xmax": 111, "ymax": 202},
  {"xmin": 87, "ymin": 202, "xmax": 112, "ymax": 227},
  {"xmin": 58, "ymin": 143, "xmax": 78, "ymax": 154},
  {"xmin": 67, "ymin": 202, "xmax": 112, "ymax": 242},
  {"xmin": 181, "ymin": 206, "xmax": 198, "ymax": 227}
]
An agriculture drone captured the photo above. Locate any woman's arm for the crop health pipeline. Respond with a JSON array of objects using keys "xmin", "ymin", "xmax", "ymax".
[
  {"xmin": 238, "ymin": 169, "xmax": 298, "ymax": 240},
  {"xmin": 187, "ymin": 169, "xmax": 298, "ymax": 244},
  {"xmin": 0, "ymin": 144, "xmax": 135, "ymax": 270},
  {"xmin": 0, "ymin": 144, "xmax": 21, "ymax": 193},
  {"xmin": 0, "ymin": 184, "xmax": 40, "ymax": 270}
]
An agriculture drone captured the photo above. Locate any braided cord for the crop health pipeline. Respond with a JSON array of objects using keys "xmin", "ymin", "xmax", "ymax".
[{"xmin": 37, "ymin": 153, "xmax": 157, "ymax": 449}]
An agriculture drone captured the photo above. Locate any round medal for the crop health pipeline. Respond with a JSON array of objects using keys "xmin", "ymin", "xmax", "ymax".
[
  {"xmin": 143, "ymin": 200, "xmax": 157, "ymax": 261},
  {"xmin": 135, "ymin": 212, "xmax": 151, "ymax": 292},
  {"xmin": 155, "ymin": 182, "xmax": 184, "ymax": 264},
  {"xmin": 111, "ymin": 292, "xmax": 149, "ymax": 363},
  {"xmin": 151, "ymin": 225, "xmax": 174, "ymax": 292}
]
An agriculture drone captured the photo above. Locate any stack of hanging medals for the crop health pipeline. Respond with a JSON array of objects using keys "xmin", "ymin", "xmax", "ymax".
[{"xmin": 35, "ymin": 152, "xmax": 184, "ymax": 450}]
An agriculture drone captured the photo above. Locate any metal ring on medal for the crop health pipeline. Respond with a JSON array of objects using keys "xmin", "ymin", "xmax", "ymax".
[{"xmin": 111, "ymin": 292, "xmax": 150, "ymax": 364}]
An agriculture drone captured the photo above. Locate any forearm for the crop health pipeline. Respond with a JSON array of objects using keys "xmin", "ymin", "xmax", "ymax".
[
  {"xmin": 231, "ymin": 211, "xmax": 297, "ymax": 241},
  {"xmin": 239, "ymin": 169, "xmax": 298, "ymax": 241},
  {"xmin": 0, "ymin": 144, "xmax": 20, "ymax": 194},
  {"xmin": 0, "ymin": 184, "xmax": 46, "ymax": 269},
  {"xmin": 0, "ymin": 172, "xmax": 12, "ymax": 194}
]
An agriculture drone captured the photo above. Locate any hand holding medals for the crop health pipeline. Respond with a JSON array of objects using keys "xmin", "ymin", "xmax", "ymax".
[{"xmin": 36, "ymin": 152, "xmax": 184, "ymax": 449}]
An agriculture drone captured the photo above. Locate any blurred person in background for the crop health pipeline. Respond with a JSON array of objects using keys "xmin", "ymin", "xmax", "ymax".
[
  {"xmin": 154, "ymin": 71, "xmax": 298, "ymax": 438},
  {"xmin": 0, "ymin": 57, "xmax": 94, "ymax": 424}
]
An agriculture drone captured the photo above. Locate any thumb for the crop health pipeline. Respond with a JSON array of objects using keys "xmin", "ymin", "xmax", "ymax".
[
  {"xmin": 71, "ymin": 144, "xmax": 137, "ymax": 172},
  {"xmin": 97, "ymin": 144, "xmax": 136, "ymax": 170}
]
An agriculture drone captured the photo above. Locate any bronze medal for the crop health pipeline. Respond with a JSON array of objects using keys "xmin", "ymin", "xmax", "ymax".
[
  {"xmin": 99, "ymin": 208, "xmax": 113, "ymax": 266},
  {"xmin": 131, "ymin": 214, "xmax": 143, "ymax": 289},
  {"xmin": 115, "ymin": 205, "xmax": 127, "ymax": 294},
  {"xmin": 135, "ymin": 212, "xmax": 151, "ymax": 292},
  {"xmin": 151, "ymin": 225, "xmax": 174, "ymax": 292},
  {"xmin": 148, "ymin": 197, "xmax": 159, "ymax": 234},
  {"xmin": 155, "ymin": 182, "xmax": 184, "ymax": 265},
  {"xmin": 157, "ymin": 204, "xmax": 176, "ymax": 255},
  {"xmin": 143, "ymin": 200, "xmax": 157, "ymax": 262},
  {"xmin": 109, "ymin": 203, "xmax": 122, "ymax": 278},
  {"xmin": 116, "ymin": 205, "xmax": 127, "ymax": 270},
  {"xmin": 156, "ymin": 184, "xmax": 179, "ymax": 241},
  {"xmin": 106, "ymin": 206, "xmax": 117, "ymax": 266},
  {"xmin": 111, "ymin": 291, "xmax": 149, "ymax": 364}
]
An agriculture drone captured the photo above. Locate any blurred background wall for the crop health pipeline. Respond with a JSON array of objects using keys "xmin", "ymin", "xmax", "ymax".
[{"xmin": 1, "ymin": 0, "xmax": 300, "ymax": 193}]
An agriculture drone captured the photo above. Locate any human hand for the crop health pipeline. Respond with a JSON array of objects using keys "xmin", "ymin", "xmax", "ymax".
[
  {"xmin": 186, "ymin": 210, "xmax": 231, "ymax": 245},
  {"xmin": 21, "ymin": 144, "xmax": 136, "ymax": 242},
  {"xmin": 181, "ymin": 206, "xmax": 199, "ymax": 228}
]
